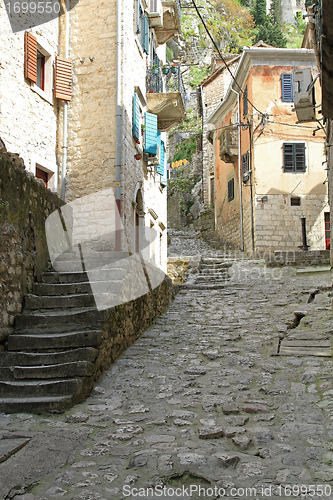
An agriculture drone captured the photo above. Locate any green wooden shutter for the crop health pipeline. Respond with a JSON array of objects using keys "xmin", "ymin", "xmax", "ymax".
[
  {"xmin": 283, "ymin": 143, "xmax": 295, "ymax": 171},
  {"xmin": 282, "ymin": 73, "xmax": 293, "ymax": 102},
  {"xmin": 143, "ymin": 14, "xmax": 149, "ymax": 54},
  {"xmin": 295, "ymin": 143, "xmax": 306, "ymax": 172},
  {"xmin": 156, "ymin": 132, "xmax": 163, "ymax": 175},
  {"xmin": 161, "ymin": 140, "xmax": 167, "ymax": 186},
  {"xmin": 144, "ymin": 112, "xmax": 158, "ymax": 154},
  {"xmin": 133, "ymin": 93, "xmax": 140, "ymax": 140},
  {"xmin": 243, "ymin": 86, "xmax": 248, "ymax": 117}
]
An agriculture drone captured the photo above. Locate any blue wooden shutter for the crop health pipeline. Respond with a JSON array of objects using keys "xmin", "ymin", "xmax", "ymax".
[
  {"xmin": 133, "ymin": 93, "xmax": 140, "ymax": 140},
  {"xmin": 144, "ymin": 112, "xmax": 157, "ymax": 154},
  {"xmin": 156, "ymin": 132, "xmax": 163, "ymax": 175},
  {"xmin": 282, "ymin": 73, "xmax": 293, "ymax": 102},
  {"xmin": 143, "ymin": 14, "xmax": 149, "ymax": 54}
]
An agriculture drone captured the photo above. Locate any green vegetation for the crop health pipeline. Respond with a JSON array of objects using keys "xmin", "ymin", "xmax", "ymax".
[
  {"xmin": 172, "ymin": 135, "xmax": 199, "ymax": 164},
  {"xmin": 251, "ymin": 0, "xmax": 287, "ymax": 47}
]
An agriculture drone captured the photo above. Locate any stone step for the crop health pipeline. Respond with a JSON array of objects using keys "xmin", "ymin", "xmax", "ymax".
[
  {"xmin": 0, "ymin": 347, "xmax": 98, "ymax": 367},
  {"xmin": 42, "ymin": 271, "xmax": 89, "ymax": 284},
  {"xmin": 32, "ymin": 282, "xmax": 92, "ymax": 296},
  {"xmin": 14, "ymin": 308, "xmax": 103, "ymax": 332},
  {"xmin": 0, "ymin": 395, "xmax": 74, "ymax": 414},
  {"xmin": 11, "ymin": 361, "xmax": 95, "ymax": 379},
  {"xmin": 7, "ymin": 330, "xmax": 103, "ymax": 351},
  {"xmin": 201, "ymin": 262, "xmax": 233, "ymax": 268},
  {"xmin": 42, "ymin": 268, "xmax": 126, "ymax": 284},
  {"xmin": 54, "ymin": 250, "xmax": 128, "ymax": 262},
  {"xmin": 24, "ymin": 293, "xmax": 96, "ymax": 310},
  {"xmin": 0, "ymin": 377, "xmax": 86, "ymax": 397}
]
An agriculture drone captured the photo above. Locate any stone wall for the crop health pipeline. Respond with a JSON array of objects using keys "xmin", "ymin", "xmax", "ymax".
[
  {"xmin": 66, "ymin": 0, "xmax": 168, "ymax": 269},
  {"xmin": 0, "ymin": 156, "xmax": 64, "ymax": 340},
  {"xmin": 254, "ymin": 194, "xmax": 328, "ymax": 253},
  {"xmin": 94, "ymin": 276, "xmax": 176, "ymax": 378}
]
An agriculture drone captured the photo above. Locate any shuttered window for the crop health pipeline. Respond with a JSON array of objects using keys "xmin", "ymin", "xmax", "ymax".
[
  {"xmin": 25, "ymin": 31, "xmax": 37, "ymax": 83},
  {"xmin": 161, "ymin": 140, "xmax": 167, "ymax": 186},
  {"xmin": 228, "ymin": 178, "xmax": 235, "ymax": 202},
  {"xmin": 133, "ymin": 92, "xmax": 140, "ymax": 140},
  {"xmin": 283, "ymin": 143, "xmax": 306, "ymax": 172},
  {"xmin": 54, "ymin": 56, "xmax": 72, "ymax": 101},
  {"xmin": 156, "ymin": 131, "xmax": 163, "ymax": 175},
  {"xmin": 282, "ymin": 73, "xmax": 294, "ymax": 102},
  {"xmin": 138, "ymin": 4, "xmax": 149, "ymax": 54},
  {"xmin": 144, "ymin": 112, "xmax": 158, "ymax": 155}
]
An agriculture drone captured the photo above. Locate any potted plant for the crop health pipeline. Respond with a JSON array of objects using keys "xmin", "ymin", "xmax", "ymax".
[
  {"xmin": 171, "ymin": 64, "xmax": 178, "ymax": 74},
  {"xmin": 134, "ymin": 153, "xmax": 142, "ymax": 160},
  {"xmin": 152, "ymin": 64, "xmax": 159, "ymax": 75},
  {"xmin": 162, "ymin": 65, "xmax": 169, "ymax": 75}
]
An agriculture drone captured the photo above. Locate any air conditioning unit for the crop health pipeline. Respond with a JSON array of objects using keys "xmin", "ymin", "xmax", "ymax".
[
  {"xmin": 144, "ymin": 144, "xmax": 161, "ymax": 165},
  {"xmin": 293, "ymin": 68, "xmax": 316, "ymax": 122},
  {"xmin": 148, "ymin": 0, "xmax": 163, "ymax": 27}
]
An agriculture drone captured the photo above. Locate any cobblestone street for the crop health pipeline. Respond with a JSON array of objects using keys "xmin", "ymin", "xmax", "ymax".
[{"xmin": 1, "ymin": 232, "xmax": 333, "ymax": 500}]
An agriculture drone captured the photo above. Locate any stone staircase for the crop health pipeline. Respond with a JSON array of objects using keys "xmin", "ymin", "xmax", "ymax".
[{"xmin": 0, "ymin": 251, "xmax": 129, "ymax": 414}]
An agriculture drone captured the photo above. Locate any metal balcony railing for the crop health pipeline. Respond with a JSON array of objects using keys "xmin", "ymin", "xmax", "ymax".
[{"xmin": 146, "ymin": 66, "xmax": 187, "ymax": 110}]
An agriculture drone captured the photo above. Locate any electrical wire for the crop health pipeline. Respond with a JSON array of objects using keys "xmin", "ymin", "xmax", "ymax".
[{"xmin": 191, "ymin": 0, "xmax": 266, "ymax": 117}]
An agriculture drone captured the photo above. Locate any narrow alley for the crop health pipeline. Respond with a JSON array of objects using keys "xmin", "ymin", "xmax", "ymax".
[{"xmin": 1, "ymin": 231, "xmax": 333, "ymax": 500}]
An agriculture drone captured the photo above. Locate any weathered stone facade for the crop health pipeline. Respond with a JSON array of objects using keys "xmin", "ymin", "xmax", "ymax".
[
  {"xmin": 65, "ymin": 0, "xmax": 169, "ymax": 269},
  {"xmin": 0, "ymin": 5, "xmax": 60, "ymax": 191},
  {"xmin": 0, "ymin": 155, "xmax": 64, "ymax": 339}
]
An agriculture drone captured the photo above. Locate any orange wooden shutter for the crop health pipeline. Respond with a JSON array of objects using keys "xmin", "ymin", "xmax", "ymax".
[
  {"xmin": 24, "ymin": 31, "xmax": 37, "ymax": 83},
  {"xmin": 54, "ymin": 56, "xmax": 72, "ymax": 101}
]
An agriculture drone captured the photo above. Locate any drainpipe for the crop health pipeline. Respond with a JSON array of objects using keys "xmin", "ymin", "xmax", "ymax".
[
  {"xmin": 60, "ymin": 0, "xmax": 69, "ymax": 200},
  {"xmin": 231, "ymin": 88, "xmax": 244, "ymax": 251},
  {"xmin": 115, "ymin": 0, "xmax": 122, "ymax": 251},
  {"xmin": 248, "ymin": 122, "xmax": 255, "ymax": 258}
]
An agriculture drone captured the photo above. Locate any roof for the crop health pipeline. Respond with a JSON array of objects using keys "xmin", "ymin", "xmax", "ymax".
[
  {"xmin": 207, "ymin": 47, "xmax": 317, "ymax": 125},
  {"xmin": 199, "ymin": 41, "xmax": 275, "ymax": 88}
]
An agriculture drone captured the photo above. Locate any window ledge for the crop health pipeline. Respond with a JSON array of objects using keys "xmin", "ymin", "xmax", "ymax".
[
  {"xmin": 135, "ymin": 37, "xmax": 145, "ymax": 59},
  {"xmin": 31, "ymin": 84, "xmax": 54, "ymax": 105}
]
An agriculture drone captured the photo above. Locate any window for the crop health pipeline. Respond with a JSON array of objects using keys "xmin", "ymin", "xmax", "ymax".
[
  {"xmin": 25, "ymin": 31, "xmax": 72, "ymax": 103},
  {"xmin": 291, "ymin": 196, "xmax": 301, "ymax": 206},
  {"xmin": 242, "ymin": 151, "xmax": 250, "ymax": 182},
  {"xmin": 283, "ymin": 143, "xmax": 306, "ymax": 172},
  {"xmin": 137, "ymin": 3, "xmax": 149, "ymax": 53},
  {"xmin": 209, "ymin": 174, "xmax": 215, "ymax": 206},
  {"xmin": 228, "ymin": 178, "xmax": 235, "ymax": 202},
  {"xmin": 243, "ymin": 86, "xmax": 248, "ymax": 117},
  {"xmin": 281, "ymin": 73, "xmax": 294, "ymax": 102},
  {"xmin": 36, "ymin": 51, "xmax": 45, "ymax": 90},
  {"xmin": 36, "ymin": 165, "xmax": 49, "ymax": 187}
]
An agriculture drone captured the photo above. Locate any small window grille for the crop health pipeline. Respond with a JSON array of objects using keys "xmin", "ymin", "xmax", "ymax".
[{"xmin": 228, "ymin": 178, "xmax": 235, "ymax": 202}]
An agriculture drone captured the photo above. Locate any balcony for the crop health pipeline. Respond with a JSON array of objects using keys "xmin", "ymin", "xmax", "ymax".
[
  {"xmin": 146, "ymin": 66, "xmax": 186, "ymax": 131},
  {"xmin": 219, "ymin": 127, "xmax": 238, "ymax": 162},
  {"xmin": 154, "ymin": 0, "xmax": 182, "ymax": 45}
]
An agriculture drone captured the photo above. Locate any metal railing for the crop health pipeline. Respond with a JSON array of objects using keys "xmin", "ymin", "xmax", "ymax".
[{"xmin": 146, "ymin": 66, "xmax": 187, "ymax": 110}]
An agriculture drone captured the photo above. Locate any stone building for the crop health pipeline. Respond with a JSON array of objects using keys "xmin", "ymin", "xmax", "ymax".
[
  {"xmin": 0, "ymin": 3, "xmax": 61, "ymax": 191},
  {"xmin": 198, "ymin": 54, "xmax": 240, "ymax": 211},
  {"xmin": 0, "ymin": 0, "xmax": 185, "ymax": 270},
  {"xmin": 302, "ymin": 0, "xmax": 333, "ymax": 263},
  {"xmin": 208, "ymin": 46, "xmax": 327, "ymax": 257}
]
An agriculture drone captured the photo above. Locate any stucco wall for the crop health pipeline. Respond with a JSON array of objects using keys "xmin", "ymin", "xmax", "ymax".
[{"xmin": 0, "ymin": 3, "xmax": 59, "ymax": 191}]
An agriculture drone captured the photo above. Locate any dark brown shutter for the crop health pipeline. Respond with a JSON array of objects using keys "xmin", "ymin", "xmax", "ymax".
[
  {"xmin": 54, "ymin": 56, "xmax": 72, "ymax": 101},
  {"xmin": 24, "ymin": 31, "xmax": 37, "ymax": 83}
]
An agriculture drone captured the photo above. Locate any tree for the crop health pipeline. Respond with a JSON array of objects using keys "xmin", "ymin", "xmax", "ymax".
[
  {"xmin": 269, "ymin": 0, "xmax": 282, "ymax": 27},
  {"xmin": 252, "ymin": 0, "xmax": 287, "ymax": 47},
  {"xmin": 252, "ymin": 0, "xmax": 267, "ymax": 25}
]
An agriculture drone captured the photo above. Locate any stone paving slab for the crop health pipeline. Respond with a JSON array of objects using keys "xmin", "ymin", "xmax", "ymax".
[{"xmin": 1, "ymin": 239, "xmax": 333, "ymax": 499}]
